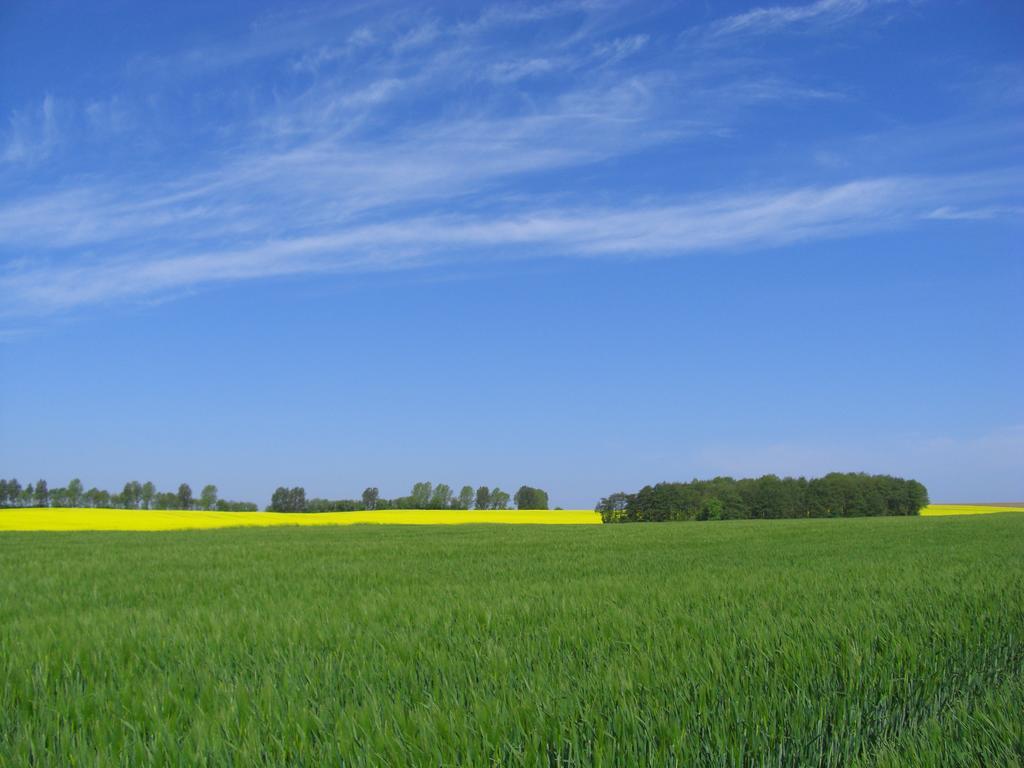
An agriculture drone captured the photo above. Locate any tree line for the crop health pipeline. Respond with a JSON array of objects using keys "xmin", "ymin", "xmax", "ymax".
[
  {"xmin": 596, "ymin": 473, "xmax": 929, "ymax": 523},
  {"xmin": 0, "ymin": 477, "xmax": 550, "ymax": 513},
  {"xmin": 269, "ymin": 482, "xmax": 550, "ymax": 512},
  {"xmin": 0, "ymin": 479, "xmax": 257, "ymax": 511}
]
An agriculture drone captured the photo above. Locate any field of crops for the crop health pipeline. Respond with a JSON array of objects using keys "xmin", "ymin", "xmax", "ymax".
[
  {"xmin": 2, "ymin": 504, "xmax": 1020, "ymax": 533},
  {"xmin": 921, "ymin": 504, "xmax": 1024, "ymax": 516},
  {"xmin": 0, "ymin": 507, "xmax": 601, "ymax": 531},
  {"xmin": 1, "ymin": 515, "xmax": 1022, "ymax": 766}
]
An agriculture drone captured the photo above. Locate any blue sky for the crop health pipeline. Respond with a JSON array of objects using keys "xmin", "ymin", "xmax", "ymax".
[{"xmin": 1, "ymin": 0, "xmax": 1022, "ymax": 506}]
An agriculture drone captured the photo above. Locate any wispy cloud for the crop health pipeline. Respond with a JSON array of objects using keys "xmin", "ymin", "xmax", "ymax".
[
  {"xmin": 0, "ymin": 80, "xmax": 678, "ymax": 253},
  {"xmin": 4, "ymin": 172, "xmax": 1018, "ymax": 314},
  {"xmin": 127, "ymin": 4, "xmax": 374, "ymax": 79},
  {"xmin": 1, "ymin": 1, "xmax": 1020, "ymax": 322},
  {"xmin": 2, "ymin": 94, "xmax": 60, "ymax": 164},
  {"xmin": 487, "ymin": 57, "xmax": 564, "ymax": 83},
  {"xmin": 290, "ymin": 27, "xmax": 377, "ymax": 74},
  {"xmin": 592, "ymin": 34, "xmax": 649, "ymax": 65},
  {"xmin": 705, "ymin": 0, "xmax": 880, "ymax": 38},
  {"xmin": 923, "ymin": 205, "xmax": 1024, "ymax": 221},
  {"xmin": 393, "ymin": 20, "xmax": 441, "ymax": 52},
  {"xmin": 84, "ymin": 96, "xmax": 134, "ymax": 136}
]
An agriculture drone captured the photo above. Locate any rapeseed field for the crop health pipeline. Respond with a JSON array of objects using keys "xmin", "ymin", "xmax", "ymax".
[
  {"xmin": 921, "ymin": 504, "xmax": 1024, "ymax": 516},
  {"xmin": 4, "ymin": 505, "xmax": 1019, "ymax": 533},
  {"xmin": 0, "ymin": 507, "xmax": 601, "ymax": 531}
]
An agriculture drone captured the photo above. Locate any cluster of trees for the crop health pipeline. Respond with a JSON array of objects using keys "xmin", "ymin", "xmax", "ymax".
[
  {"xmin": 269, "ymin": 482, "xmax": 549, "ymax": 513},
  {"xmin": 596, "ymin": 473, "xmax": 929, "ymax": 523},
  {"xmin": 0, "ymin": 478, "xmax": 257, "ymax": 511},
  {"xmin": 1, "ymin": 477, "xmax": 552, "ymax": 514}
]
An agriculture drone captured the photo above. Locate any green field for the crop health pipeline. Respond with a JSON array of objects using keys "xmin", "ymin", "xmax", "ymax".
[{"xmin": 2, "ymin": 516, "xmax": 1022, "ymax": 766}]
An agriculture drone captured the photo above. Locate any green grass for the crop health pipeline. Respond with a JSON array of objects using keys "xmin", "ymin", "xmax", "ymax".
[{"xmin": 1, "ymin": 516, "xmax": 1022, "ymax": 766}]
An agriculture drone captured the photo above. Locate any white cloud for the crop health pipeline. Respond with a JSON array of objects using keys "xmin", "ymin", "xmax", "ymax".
[
  {"xmin": 0, "ymin": 72, "xmax": 680, "ymax": 255},
  {"xmin": 85, "ymin": 96, "xmax": 134, "ymax": 135},
  {"xmin": 291, "ymin": 26, "xmax": 377, "ymax": 74},
  {"xmin": 923, "ymin": 205, "xmax": 1024, "ymax": 221},
  {"xmin": 2, "ymin": 94, "xmax": 60, "ymax": 164},
  {"xmin": 129, "ymin": 5, "xmax": 372, "ymax": 78},
  {"xmin": 2, "ymin": 1, "xmax": 1019, "ymax": 321},
  {"xmin": 488, "ymin": 58, "xmax": 563, "ymax": 83},
  {"xmin": 707, "ymin": 0, "xmax": 878, "ymax": 38},
  {"xmin": 3, "ymin": 173, "xmax": 1016, "ymax": 314},
  {"xmin": 393, "ymin": 20, "xmax": 441, "ymax": 52},
  {"xmin": 592, "ymin": 34, "xmax": 649, "ymax": 64}
]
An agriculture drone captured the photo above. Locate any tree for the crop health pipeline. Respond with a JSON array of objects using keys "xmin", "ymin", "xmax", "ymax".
[
  {"xmin": 595, "ymin": 492, "xmax": 632, "ymax": 523},
  {"xmin": 906, "ymin": 479, "xmax": 929, "ymax": 515},
  {"xmin": 141, "ymin": 481, "xmax": 155, "ymax": 510},
  {"xmin": 177, "ymin": 483, "xmax": 193, "ymax": 510},
  {"xmin": 699, "ymin": 497, "xmax": 724, "ymax": 521},
  {"xmin": 410, "ymin": 482, "xmax": 432, "ymax": 509},
  {"xmin": 6, "ymin": 479, "xmax": 20, "ymax": 507},
  {"xmin": 199, "ymin": 484, "xmax": 218, "ymax": 511},
  {"xmin": 514, "ymin": 485, "xmax": 549, "ymax": 510},
  {"xmin": 490, "ymin": 488, "xmax": 510, "ymax": 510},
  {"xmin": 67, "ymin": 478, "xmax": 84, "ymax": 508},
  {"xmin": 430, "ymin": 483, "xmax": 453, "ymax": 509},
  {"xmin": 603, "ymin": 473, "xmax": 930, "ymax": 523},
  {"xmin": 456, "ymin": 485, "xmax": 474, "ymax": 510},
  {"xmin": 270, "ymin": 486, "xmax": 306, "ymax": 512},
  {"xmin": 475, "ymin": 486, "xmax": 491, "ymax": 511},
  {"xmin": 216, "ymin": 499, "xmax": 258, "ymax": 511},
  {"xmin": 362, "ymin": 487, "xmax": 379, "ymax": 510},
  {"xmin": 122, "ymin": 481, "xmax": 142, "ymax": 509},
  {"xmin": 153, "ymin": 491, "xmax": 177, "ymax": 510},
  {"xmin": 33, "ymin": 479, "xmax": 49, "ymax": 507},
  {"xmin": 270, "ymin": 487, "xmax": 288, "ymax": 512}
]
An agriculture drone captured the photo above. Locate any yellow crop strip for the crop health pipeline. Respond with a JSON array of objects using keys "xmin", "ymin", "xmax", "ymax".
[
  {"xmin": 0, "ymin": 507, "xmax": 602, "ymax": 532},
  {"xmin": 921, "ymin": 504, "xmax": 1024, "ymax": 516},
  {"xmin": 5, "ymin": 506, "xmax": 1020, "ymax": 531}
]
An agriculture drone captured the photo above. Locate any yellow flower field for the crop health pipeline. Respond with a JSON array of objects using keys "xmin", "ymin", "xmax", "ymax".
[
  {"xmin": 4, "ymin": 505, "xmax": 1020, "ymax": 531},
  {"xmin": 921, "ymin": 504, "xmax": 1024, "ymax": 517},
  {"xmin": 0, "ymin": 507, "xmax": 602, "ymax": 532}
]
